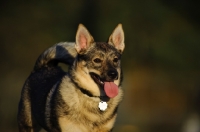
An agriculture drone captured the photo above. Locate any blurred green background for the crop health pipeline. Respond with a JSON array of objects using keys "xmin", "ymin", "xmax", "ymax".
[{"xmin": 0, "ymin": 0, "xmax": 200, "ymax": 132}]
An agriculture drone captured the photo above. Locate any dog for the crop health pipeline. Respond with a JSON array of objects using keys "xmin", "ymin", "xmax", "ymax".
[{"xmin": 18, "ymin": 24, "xmax": 125, "ymax": 132}]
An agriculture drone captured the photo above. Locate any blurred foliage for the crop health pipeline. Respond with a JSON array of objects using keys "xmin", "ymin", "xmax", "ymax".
[{"xmin": 0, "ymin": 0, "xmax": 200, "ymax": 132}]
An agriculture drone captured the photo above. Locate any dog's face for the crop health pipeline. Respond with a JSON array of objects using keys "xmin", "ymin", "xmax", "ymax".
[
  {"xmin": 72, "ymin": 24, "xmax": 125, "ymax": 98},
  {"xmin": 85, "ymin": 42, "xmax": 121, "ymax": 82}
]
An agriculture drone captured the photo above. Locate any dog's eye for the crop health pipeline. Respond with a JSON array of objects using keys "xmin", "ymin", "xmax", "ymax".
[
  {"xmin": 113, "ymin": 57, "xmax": 119, "ymax": 63},
  {"xmin": 93, "ymin": 58, "xmax": 102, "ymax": 63}
]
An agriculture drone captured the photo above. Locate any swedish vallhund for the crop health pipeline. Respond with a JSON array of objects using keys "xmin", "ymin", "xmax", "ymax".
[{"xmin": 18, "ymin": 24, "xmax": 125, "ymax": 132}]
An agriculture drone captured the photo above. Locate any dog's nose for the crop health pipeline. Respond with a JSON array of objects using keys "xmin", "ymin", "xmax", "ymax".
[{"xmin": 107, "ymin": 70, "xmax": 118, "ymax": 80}]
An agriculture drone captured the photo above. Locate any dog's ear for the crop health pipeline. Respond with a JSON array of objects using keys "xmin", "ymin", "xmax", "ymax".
[
  {"xmin": 108, "ymin": 24, "xmax": 125, "ymax": 53},
  {"xmin": 75, "ymin": 24, "xmax": 94, "ymax": 54}
]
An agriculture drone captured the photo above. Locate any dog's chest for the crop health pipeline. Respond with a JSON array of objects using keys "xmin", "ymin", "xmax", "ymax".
[{"xmin": 58, "ymin": 97, "xmax": 115, "ymax": 132}]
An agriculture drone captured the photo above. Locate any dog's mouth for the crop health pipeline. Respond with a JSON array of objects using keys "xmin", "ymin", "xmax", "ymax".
[
  {"xmin": 90, "ymin": 73, "xmax": 118, "ymax": 98},
  {"xmin": 90, "ymin": 73, "xmax": 104, "ymax": 86}
]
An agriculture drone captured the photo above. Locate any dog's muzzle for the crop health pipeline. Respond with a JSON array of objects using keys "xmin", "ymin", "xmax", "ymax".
[{"xmin": 90, "ymin": 69, "xmax": 119, "ymax": 98}]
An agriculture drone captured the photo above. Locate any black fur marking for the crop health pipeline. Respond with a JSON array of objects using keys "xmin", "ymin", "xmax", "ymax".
[
  {"xmin": 79, "ymin": 86, "xmax": 95, "ymax": 97},
  {"xmin": 49, "ymin": 87, "xmax": 64, "ymax": 132},
  {"xmin": 29, "ymin": 66, "xmax": 66, "ymax": 131},
  {"xmin": 69, "ymin": 76, "xmax": 98, "ymax": 98}
]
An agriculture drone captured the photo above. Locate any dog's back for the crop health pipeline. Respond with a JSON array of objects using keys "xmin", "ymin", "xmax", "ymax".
[{"xmin": 18, "ymin": 43, "xmax": 74, "ymax": 131}]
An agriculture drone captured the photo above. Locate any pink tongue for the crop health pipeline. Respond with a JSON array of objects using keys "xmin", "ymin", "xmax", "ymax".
[{"xmin": 104, "ymin": 82, "xmax": 118, "ymax": 98}]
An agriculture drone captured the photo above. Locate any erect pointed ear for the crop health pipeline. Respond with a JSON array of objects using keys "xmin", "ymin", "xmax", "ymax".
[
  {"xmin": 75, "ymin": 24, "xmax": 94, "ymax": 54},
  {"xmin": 108, "ymin": 24, "xmax": 125, "ymax": 53}
]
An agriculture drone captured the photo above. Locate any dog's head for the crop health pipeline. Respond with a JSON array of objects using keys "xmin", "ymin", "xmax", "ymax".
[{"xmin": 71, "ymin": 24, "xmax": 125, "ymax": 98}]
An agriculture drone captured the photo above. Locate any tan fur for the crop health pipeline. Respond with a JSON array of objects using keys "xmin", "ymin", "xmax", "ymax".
[{"xmin": 74, "ymin": 61, "xmax": 101, "ymax": 96}]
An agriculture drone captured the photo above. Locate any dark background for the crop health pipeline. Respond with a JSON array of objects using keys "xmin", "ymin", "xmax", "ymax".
[{"xmin": 0, "ymin": 0, "xmax": 200, "ymax": 132}]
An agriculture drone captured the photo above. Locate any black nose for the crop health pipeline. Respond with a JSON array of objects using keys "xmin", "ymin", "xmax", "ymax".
[{"xmin": 107, "ymin": 69, "xmax": 118, "ymax": 80}]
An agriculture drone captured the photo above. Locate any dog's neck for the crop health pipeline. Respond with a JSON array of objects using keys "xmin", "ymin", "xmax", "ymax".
[
  {"xmin": 77, "ymin": 84, "xmax": 110, "ymax": 101},
  {"xmin": 69, "ymin": 73, "xmax": 110, "ymax": 102}
]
